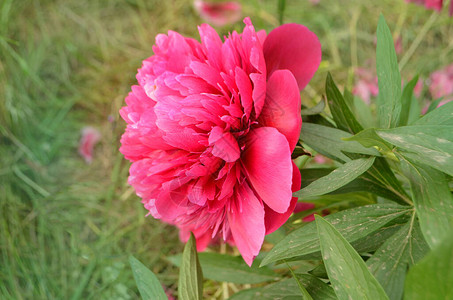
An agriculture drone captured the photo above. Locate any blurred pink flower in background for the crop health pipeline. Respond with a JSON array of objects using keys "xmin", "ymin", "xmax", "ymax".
[
  {"xmin": 78, "ymin": 126, "xmax": 101, "ymax": 164},
  {"xmin": 309, "ymin": 0, "xmax": 320, "ymax": 5},
  {"xmin": 352, "ymin": 68, "xmax": 379, "ymax": 104},
  {"xmin": 429, "ymin": 64, "xmax": 453, "ymax": 99},
  {"xmin": 405, "ymin": 0, "xmax": 453, "ymax": 16},
  {"xmin": 413, "ymin": 78, "xmax": 423, "ymax": 97},
  {"xmin": 119, "ymin": 18, "xmax": 321, "ymax": 265},
  {"xmin": 394, "ymin": 35, "xmax": 402, "ymax": 54},
  {"xmin": 194, "ymin": 0, "xmax": 242, "ymax": 26},
  {"xmin": 422, "ymin": 99, "xmax": 452, "ymax": 114}
]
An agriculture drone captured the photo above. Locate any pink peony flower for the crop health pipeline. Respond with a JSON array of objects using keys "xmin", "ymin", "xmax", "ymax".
[
  {"xmin": 119, "ymin": 18, "xmax": 321, "ymax": 265},
  {"xmin": 194, "ymin": 0, "xmax": 242, "ymax": 27},
  {"xmin": 405, "ymin": 0, "xmax": 453, "ymax": 16},
  {"xmin": 78, "ymin": 126, "xmax": 101, "ymax": 164}
]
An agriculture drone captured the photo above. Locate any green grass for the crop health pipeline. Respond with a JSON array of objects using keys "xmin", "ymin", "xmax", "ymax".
[{"xmin": 0, "ymin": 0, "xmax": 451, "ymax": 299}]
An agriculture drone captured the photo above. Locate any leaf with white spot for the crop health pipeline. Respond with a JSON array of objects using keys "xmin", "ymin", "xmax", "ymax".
[
  {"xmin": 400, "ymin": 160, "xmax": 453, "ymax": 248},
  {"xmin": 316, "ymin": 216, "xmax": 389, "ymax": 300},
  {"xmin": 377, "ymin": 125, "xmax": 453, "ymax": 176},
  {"xmin": 261, "ymin": 204, "xmax": 412, "ymax": 265},
  {"xmin": 294, "ymin": 157, "xmax": 375, "ymax": 198},
  {"xmin": 367, "ymin": 216, "xmax": 429, "ymax": 300}
]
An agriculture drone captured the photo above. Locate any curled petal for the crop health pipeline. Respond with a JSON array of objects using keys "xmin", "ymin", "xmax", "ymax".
[
  {"xmin": 228, "ymin": 183, "xmax": 265, "ymax": 266},
  {"xmin": 264, "ymin": 161, "xmax": 301, "ymax": 234},
  {"xmin": 242, "ymin": 127, "xmax": 292, "ymax": 213},
  {"xmin": 258, "ymin": 69, "xmax": 302, "ymax": 151},
  {"xmin": 263, "ymin": 23, "xmax": 321, "ymax": 90}
]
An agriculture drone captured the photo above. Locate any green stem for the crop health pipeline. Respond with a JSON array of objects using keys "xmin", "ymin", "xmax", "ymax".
[{"xmin": 399, "ymin": 11, "xmax": 438, "ymax": 71}]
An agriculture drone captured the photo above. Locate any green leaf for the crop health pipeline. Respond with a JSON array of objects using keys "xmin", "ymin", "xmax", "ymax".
[
  {"xmin": 377, "ymin": 125, "xmax": 453, "ymax": 176},
  {"xmin": 294, "ymin": 157, "xmax": 375, "ymax": 198},
  {"xmin": 261, "ymin": 204, "xmax": 411, "ymax": 265},
  {"xmin": 351, "ymin": 217, "xmax": 410, "ymax": 253},
  {"xmin": 168, "ymin": 253, "xmax": 277, "ymax": 284},
  {"xmin": 301, "ymin": 123, "xmax": 380, "ymax": 162},
  {"xmin": 316, "ymin": 216, "xmax": 389, "ymax": 300},
  {"xmin": 301, "ymin": 98, "xmax": 326, "ymax": 116},
  {"xmin": 399, "ymin": 75, "xmax": 419, "ymax": 126},
  {"xmin": 414, "ymin": 100, "xmax": 453, "ymax": 126},
  {"xmin": 344, "ymin": 128, "xmax": 396, "ymax": 160},
  {"xmin": 365, "ymin": 157, "xmax": 411, "ymax": 204},
  {"xmin": 424, "ymin": 98, "xmax": 444, "ymax": 114},
  {"xmin": 297, "ymin": 274, "xmax": 337, "ymax": 300},
  {"xmin": 400, "ymin": 161, "xmax": 453, "ymax": 248},
  {"xmin": 326, "ymin": 73, "xmax": 364, "ymax": 133},
  {"xmin": 299, "ymin": 168, "xmax": 403, "ymax": 201},
  {"xmin": 277, "ymin": 0, "xmax": 286, "ymax": 25},
  {"xmin": 352, "ymin": 95, "xmax": 376, "ymax": 128},
  {"xmin": 287, "ymin": 263, "xmax": 314, "ymax": 300},
  {"xmin": 179, "ymin": 233, "xmax": 203, "ymax": 300},
  {"xmin": 129, "ymin": 256, "xmax": 167, "ymax": 300},
  {"xmin": 404, "ymin": 234, "xmax": 453, "ymax": 300},
  {"xmin": 376, "ymin": 15, "xmax": 402, "ymax": 128},
  {"xmin": 366, "ymin": 216, "xmax": 429, "ymax": 300},
  {"xmin": 228, "ymin": 274, "xmax": 337, "ymax": 300}
]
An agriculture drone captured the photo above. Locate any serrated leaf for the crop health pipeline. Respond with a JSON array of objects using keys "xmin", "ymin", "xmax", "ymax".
[
  {"xmin": 129, "ymin": 256, "xmax": 167, "ymax": 300},
  {"xmin": 228, "ymin": 274, "xmax": 337, "ymax": 300},
  {"xmin": 261, "ymin": 204, "xmax": 411, "ymax": 266},
  {"xmin": 168, "ymin": 253, "xmax": 278, "ymax": 284},
  {"xmin": 366, "ymin": 217, "xmax": 429, "ymax": 300},
  {"xmin": 377, "ymin": 125, "xmax": 453, "ymax": 176},
  {"xmin": 414, "ymin": 100, "xmax": 453, "ymax": 126},
  {"xmin": 179, "ymin": 233, "xmax": 203, "ymax": 300},
  {"xmin": 316, "ymin": 216, "xmax": 389, "ymax": 300},
  {"xmin": 294, "ymin": 157, "xmax": 375, "ymax": 198},
  {"xmin": 399, "ymin": 75, "xmax": 419, "ymax": 126},
  {"xmin": 404, "ymin": 234, "xmax": 453, "ymax": 300},
  {"xmin": 301, "ymin": 123, "xmax": 380, "ymax": 162},
  {"xmin": 376, "ymin": 15, "xmax": 402, "ymax": 128},
  {"xmin": 326, "ymin": 73, "xmax": 363, "ymax": 133},
  {"xmin": 400, "ymin": 161, "xmax": 453, "ymax": 248}
]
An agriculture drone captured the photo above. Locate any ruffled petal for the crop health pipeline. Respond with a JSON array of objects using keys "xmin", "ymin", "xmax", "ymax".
[
  {"xmin": 263, "ymin": 23, "xmax": 321, "ymax": 90},
  {"xmin": 242, "ymin": 127, "xmax": 293, "ymax": 213},
  {"xmin": 264, "ymin": 161, "xmax": 301, "ymax": 234},
  {"xmin": 258, "ymin": 69, "xmax": 302, "ymax": 151}
]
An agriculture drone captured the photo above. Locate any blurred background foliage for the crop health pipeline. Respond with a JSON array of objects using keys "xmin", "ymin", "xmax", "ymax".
[{"xmin": 0, "ymin": 0, "xmax": 452, "ymax": 299}]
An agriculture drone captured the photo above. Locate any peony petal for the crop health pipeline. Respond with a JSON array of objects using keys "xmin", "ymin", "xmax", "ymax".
[
  {"xmin": 209, "ymin": 126, "xmax": 241, "ymax": 162},
  {"xmin": 155, "ymin": 186, "xmax": 189, "ymax": 221},
  {"xmin": 264, "ymin": 161, "xmax": 301, "ymax": 234},
  {"xmin": 258, "ymin": 69, "xmax": 302, "ymax": 151},
  {"xmin": 228, "ymin": 183, "xmax": 265, "ymax": 266},
  {"xmin": 263, "ymin": 23, "xmax": 321, "ymax": 90},
  {"xmin": 242, "ymin": 127, "xmax": 293, "ymax": 213}
]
